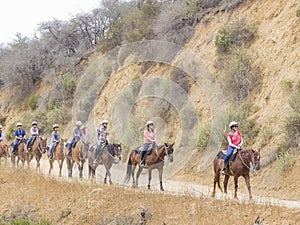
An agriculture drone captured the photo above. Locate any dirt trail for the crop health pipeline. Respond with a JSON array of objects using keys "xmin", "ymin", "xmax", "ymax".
[{"xmin": 23, "ymin": 155, "xmax": 300, "ymax": 210}]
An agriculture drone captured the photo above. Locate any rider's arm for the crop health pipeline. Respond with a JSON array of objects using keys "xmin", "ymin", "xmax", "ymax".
[
  {"xmin": 144, "ymin": 130, "xmax": 154, "ymax": 143},
  {"xmin": 227, "ymin": 135, "xmax": 238, "ymax": 148}
]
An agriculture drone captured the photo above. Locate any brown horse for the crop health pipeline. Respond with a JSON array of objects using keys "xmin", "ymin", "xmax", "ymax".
[
  {"xmin": 212, "ymin": 149, "xmax": 261, "ymax": 200},
  {"xmin": 124, "ymin": 143, "xmax": 174, "ymax": 191},
  {"xmin": 47, "ymin": 138, "xmax": 67, "ymax": 177},
  {"xmin": 88, "ymin": 143, "xmax": 122, "ymax": 184},
  {"xmin": 11, "ymin": 139, "xmax": 27, "ymax": 168},
  {"xmin": 0, "ymin": 142, "xmax": 9, "ymax": 164},
  {"xmin": 65, "ymin": 141, "xmax": 89, "ymax": 178},
  {"xmin": 26, "ymin": 136, "xmax": 47, "ymax": 172}
]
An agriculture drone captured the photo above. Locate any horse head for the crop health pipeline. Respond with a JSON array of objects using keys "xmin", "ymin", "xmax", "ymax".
[
  {"xmin": 113, "ymin": 143, "xmax": 122, "ymax": 161},
  {"xmin": 164, "ymin": 142, "xmax": 174, "ymax": 162},
  {"xmin": 39, "ymin": 137, "xmax": 48, "ymax": 153},
  {"xmin": 251, "ymin": 149, "xmax": 261, "ymax": 171}
]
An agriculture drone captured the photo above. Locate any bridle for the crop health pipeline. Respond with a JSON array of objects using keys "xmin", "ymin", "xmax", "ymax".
[{"xmin": 155, "ymin": 145, "xmax": 173, "ymax": 162}]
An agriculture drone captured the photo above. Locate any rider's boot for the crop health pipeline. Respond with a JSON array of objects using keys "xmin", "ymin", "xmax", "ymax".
[{"xmin": 140, "ymin": 151, "xmax": 146, "ymax": 166}]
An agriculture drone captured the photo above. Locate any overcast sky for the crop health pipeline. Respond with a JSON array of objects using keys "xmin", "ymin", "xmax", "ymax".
[{"xmin": 0, "ymin": 0, "xmax": 100, "ymax": 44}]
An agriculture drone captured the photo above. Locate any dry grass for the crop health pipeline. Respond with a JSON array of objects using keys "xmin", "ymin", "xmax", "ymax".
[{"xmin": 0, "ymin": 165, "xmax": 299, "ymax": 225}]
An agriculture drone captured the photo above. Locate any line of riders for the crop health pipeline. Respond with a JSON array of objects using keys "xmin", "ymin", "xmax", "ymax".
[
  {"xmin": 0, "ymin": 119, "xmax": 160, "ymax": 168},
  {"xmin": 0, "ymin": 119, "xmax": 242, "ymax": 172}
]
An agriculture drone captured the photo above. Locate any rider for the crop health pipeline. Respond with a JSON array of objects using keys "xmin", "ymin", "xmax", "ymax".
[
  {"xmin": 222, "ymin": 121, "xmax": 243, "ymax": 173},
  {"xmin": 49, "ymin": 124, "xmax": 60, "ymax": 160},
  {"xmin": 26, "ymin": 121, "xmax": 39, "ymax": 152},
  {"xmin": 140, "ymin": 121, "xmax": 156, "ymax": 167},
  {"xmin": 67, "ymin": 121, "xmax": 83, "ymax": 156},
  {"xmin": 0, "ymin": 125, "xmax": 4, "ymax": 143},
  {"xmin": 93, "ymin": 120, "xmax": 109, "ymax": 165},
  {"xmin": 81, "ymin": 125, "xmax": 89, "ymax": 144},
  {"xmin": 12, "ymin": 122, "xmax": 26, "ymax": 155}
]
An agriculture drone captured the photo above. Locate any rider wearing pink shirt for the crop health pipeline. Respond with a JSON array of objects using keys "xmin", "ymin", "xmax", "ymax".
[
  {"xmin": 140, "ymin": 121, "xmax": 156, "ymax": 166},
  {"xmin": 222, "ymin": 121, "xmax": 243, "ymax": 173}
]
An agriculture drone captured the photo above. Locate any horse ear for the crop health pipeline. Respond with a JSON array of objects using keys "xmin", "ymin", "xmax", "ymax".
[
  {"xmin": 172, "ymin": 142, "xmax": 175, "ymax": 146},
  {"xmin": 164, "ymin": 143, "xmax": 168, "ymax": 147}
]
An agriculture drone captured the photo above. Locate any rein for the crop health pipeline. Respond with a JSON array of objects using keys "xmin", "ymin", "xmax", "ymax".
[
  {"xmin": 155, "ymin": 146, "xmax": 168, "ymax": 162},
  {"xmin": 238, "ymin": 150, "xmax": 253, "ymax": 170}
]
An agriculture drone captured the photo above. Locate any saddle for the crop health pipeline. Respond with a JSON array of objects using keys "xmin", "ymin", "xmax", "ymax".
[
  {"xmin": 218, "ymin": 149, "xmax": 239, "ymax": 169},
  {"xmin": 28, "ymin": 136, "xmax": 38, "ymax": 148},
  {"xmin": 135, "ymin": 144, "xmax": 154, "ymax": 155}
]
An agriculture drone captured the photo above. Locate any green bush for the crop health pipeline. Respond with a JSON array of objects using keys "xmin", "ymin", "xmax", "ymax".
[
  {"xmin": 215, "ymin": 19, "xmax": 256, "ymax": 53},
  {"xmin": 61, "ymin": 73, "xmax": 77, "ymax": 102},
  {"xmin": 280, "ymin": 79, "xmax": 293, "ymax": 90},
  {"xmin": 196, "ymin": 121, "xmax": 211, "ymax": 151},
  {"xmin": 28, "ymin": 94, "xmax": 40, "ymax": 111},
  {"xmin": 282, "ymin": 80, "xmax": 300, "ymax": 149},
  {"xmin": 6, "ymin": 121, "xmax": 18, "ymax": 140},
  {"xmin": 276, "ymin": 152, "xmax": 295, "ymax": 173},
  {"xmin": 296, "ymin": 9, "xmax": 300, "ymax": 17},
  {"xmin": 258, "ymin": 125, "xmax": 273, "ymax": 148},
  {"xmin": 222, "ymin": 49, "xmax": 261, "ymax": 105},
  {"xmin": 10, "ymin": 219, "xmax": 31, "ymax": 225}
]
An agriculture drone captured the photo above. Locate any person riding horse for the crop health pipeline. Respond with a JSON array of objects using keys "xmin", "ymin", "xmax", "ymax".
[
  {"xmin": 26, "ymin": 121, "xmax": 39, "ymax": 152},
  {"xmin": 93, "ymin": 120, "xmax": 109, "ymax": 166},
  {"xmin": 0, "ymin": 125, "xmax": 4, "ymax": 144},
  {"xmin": 12, "ymin": 122, "xmax": 26, "ymax": 156},
  {"xmin": 49, "ymin": 124, "xmax": 60, "ymax": 160},
  {"xmin": 222, "ymin": 121, "xmax": 243, "ymax": 174},
  {"xmin": 67, "ymin": 121, "xmax": 83, "ymax": 156},
  {"xmin": 140, "ymin": 121, "xmax": 156, "ymax": 167}
]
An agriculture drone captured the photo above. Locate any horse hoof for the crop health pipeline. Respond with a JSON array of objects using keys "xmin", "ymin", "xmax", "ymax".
[
  {"xmin": 147, "ymin": 185, "xmax": 150, "ymax": 190},
  {"xmin": 160, "ymin": 187, "xmax": 164, "ymax": 191},
  {"xmin": 104, "ymin": 179, "xmax": 107, "ymax": 184},
  {"xmin": 109, "ymin": 181, "xmax": 113, "ymax": 185}
]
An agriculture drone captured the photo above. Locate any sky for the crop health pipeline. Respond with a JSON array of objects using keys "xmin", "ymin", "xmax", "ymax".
[{"xmin": 0, "ymin": 0, "xmax": 100, "ymax": 44}]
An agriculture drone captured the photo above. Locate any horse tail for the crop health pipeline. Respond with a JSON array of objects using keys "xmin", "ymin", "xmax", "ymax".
[{"xmin": 124, "ymin": 151, "xmax": 133, "ymax": 184}]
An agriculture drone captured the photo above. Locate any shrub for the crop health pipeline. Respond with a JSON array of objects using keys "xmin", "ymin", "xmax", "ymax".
[
  {"xmin": 296, "ymin": 9, "xmax": 300, "ymax": 17},
  {"xmin": 28, "ymin": 94, "xmax": 40, "ymax": 111},
  {"xmin": 276, "ymin": 151, "xmax": 295, "ymax": 173},
  {"xmin": 0, "ymin": 113, "xmax": 7, "ymax": 125},
  {"xmin": 280, "ymin": 79, "xmax": 293, "ymax": 90},
  {"xmin": 215, "ymin": 19, "xmax": 256, "ymax": 53},
  {"xmin": 6, "ymin": 121, "xmax": 18, "ymax": 140},
  {"xmin": 282, "ymin": 80, "xmax": 300, "ymax": 149},
  {"xmin": 103, "ymin": 64, "xmax": 113, "ymax": 77},
  {"xmin": 257, "ymin": 125, "xmax": 273, "ymax": 148},
  {"xmin": 196, "ymin": 121, "xmax": 211, "ymax": 151},
  {"xmin": 222, "ymin": 49, "xmax": 261, "ymax": 105},
  {"xmin": 61, "ymin": 73, "xmax": 77, "ymax": 102}
]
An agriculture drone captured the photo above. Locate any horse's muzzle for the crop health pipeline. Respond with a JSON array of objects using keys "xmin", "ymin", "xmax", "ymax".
[{"xmin": 169, "ymin": 154, "xmax": 174, "ymax": 162}]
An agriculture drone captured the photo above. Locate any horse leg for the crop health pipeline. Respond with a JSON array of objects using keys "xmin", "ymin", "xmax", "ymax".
[
  {"xmin": 49, "ymin": 160, "xmax": 53, "ymax": 175},
  {"xmin": 59, "ymin": 160, "xmax": 63, "ymax": 177},
  {"xmin": 243, "ymin": 174, "xmax": 253, "ymax": 200},
  {"xmin": 147, "ymin": 168, "xmax": 152, "ymax": 190},
  {"xmin": 234, "ymin": 175, "xmax": 239, "ymax": 199},
  {"xmin": 67, "ymin": 159, "xmax": 72, "ymax": 178},
  {"xmin": 136, "ymin": 166, "xmax": 143, "ymax": 187},
  {"xmin": 158, "ymin": 167, "xmax": 164, "ymax": 191},
  {"xmin": 131, "ymin": 165, "xmax": 137, "ymax": 187},
  {"xmin": 79, "ymin": 161, "xmax": 83, "ymax": 178},
  {"xmin": 223, "ymin": 175, "xmax": 230, "ymax": 197}
]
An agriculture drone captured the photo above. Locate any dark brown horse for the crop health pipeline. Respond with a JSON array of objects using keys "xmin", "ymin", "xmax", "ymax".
[
  {"xmin": 88, "ymin": 143, "xmax": 122, "ymax": 184},
  {"xmin": 26, "ymin": 136, "xmax": 47, "ymax": 172},
  {"xmin": 124, "ymin": 143, "xmax": 174, "ymax": 191},
  {"xmin": 11, "ymin": 139, "xmax": 27, "ymax": 168},
  {"xmin": 47, "ymin": 138, "xmax": 67, "ymax": 177},
  {"xmin": 65, "ymin": 141, "xmax": 89, "ymax": 178},
  {"xmin": 212, "ymin": 149, "xmax": 261, "ymax": 200}
]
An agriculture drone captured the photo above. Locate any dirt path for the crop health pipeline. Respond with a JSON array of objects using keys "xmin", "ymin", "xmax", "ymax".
[{"xmin": 20, "ymin": 155, "xmax": 300, "ymax": 210}]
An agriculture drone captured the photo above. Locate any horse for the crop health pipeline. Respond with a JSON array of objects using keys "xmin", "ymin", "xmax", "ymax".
[
  {"xmin": 11, "ymin": 139, "xmax": 27, "ymax": 168},
  {"xmin": 212, "ymin": 148, "xmax": 261, "ymax": 200},
  {"xmin": 0, "ymin": 142, "xmax": 9, "ymax": 164},
  {"xmin": 65, "ymin": 141, "xmax": 89, "ymax": 178},
  {"xmin": 88, "ymin": 143, "xmax": 122, "ymax": 184},
  {"xmin": 47, "ymin": 138, "xmax": 67, "ymax": 177},
  {"xmin": 26, "ymin": 136, "xmax": 47, "ymax": 172},
  {"xmin": 124, "ymin": 143, "xmax": 174, "ymax": 191}
]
